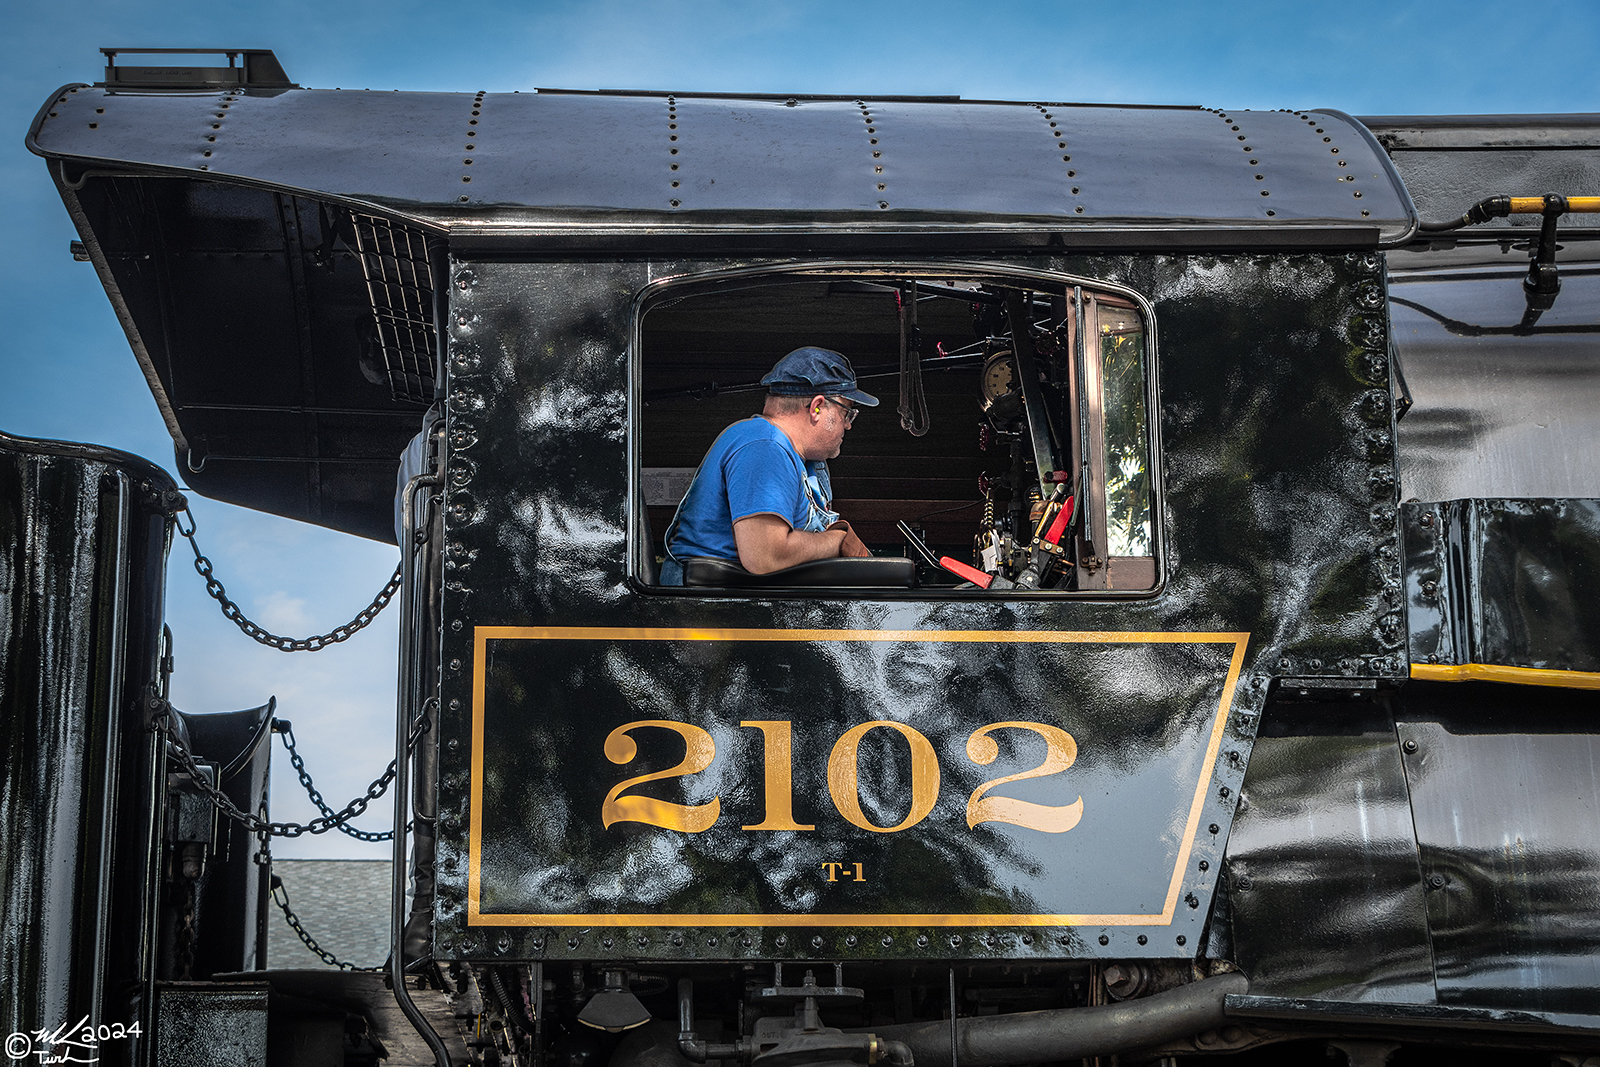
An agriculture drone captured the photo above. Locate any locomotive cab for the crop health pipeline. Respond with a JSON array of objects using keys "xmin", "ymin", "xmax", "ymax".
[{"xmin": 11, "ymin": 48, "xmax": 1600, "ymax": 1067}]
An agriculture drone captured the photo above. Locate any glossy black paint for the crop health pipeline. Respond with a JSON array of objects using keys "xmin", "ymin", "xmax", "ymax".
[
  {"xmin": 1225, "ymin": 701, "xmax": 1435, "ymax": 1004},
  {"xmin": 0, "ymin": 430, "xmax": 177, "ymax": 1060},
  {"xmin": 1396, "ymin": 684, "xmax": 1600, "ymax": 1015},
  {"xmin": 30, "ymin": 88, "xmax": 1411, "ymax": 240},
  {"xmin": 430, "ymin": 251, "xmax": 1405, "ymax": 964},
  {"xmin": 1403, "ymin": 498, "xmax": 1600, "ymax": 672}
]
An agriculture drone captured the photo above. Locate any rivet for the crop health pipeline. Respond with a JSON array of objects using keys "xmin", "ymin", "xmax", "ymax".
[
  {"xmin": 1074, "ymin": 206, "xmax": 1084, "ymax": 213},
  {"xmin": 1067, "ymin": 170, "xmax": 1076, "ymax": 177},
  {"xmin": 811, "ymin": 936, "xmax": 823, "ymax": 948},
  {"xmin": 567, "ymin": 937, "xmax": 579, "ymax": 949},
  {"xmin": 877, "ymin": 183, "xmax": 886, "ymax": 190},
  {"xmin": 450, "ymin": 658, "xmax": 462, "ymax": 671},
  {"xmin": 1255, "ymin": 174, "xmax": 1264, "ymax": 180},
  {"xmin": 1098, "ymin": 934, "xmax": 1109, "ymax": 946},
  {"xmin": 1260, "ymin": 190, "xmax": 1270, "ymax": 196},
  {"xmin": 776, "ymin": 935, "xmax": 788, "ymax": 947},
  {"xmin": 673, "ymin": 934, "xmax": 684, "ymax": 946},
  {"xmin": 1353, "ymin": 191, "xmax": 1362, "ymax": 198},
  {"xmin": 1177, "ymin": 935, "xmax": 1187, "ymax": 946},
  {"xmin": 881, "ymin": 935, "xmax": 893, "ymax": 947},
  {"xmin": 1208, "ymin": 823, "xmax": 1219, "ymax": 834},
  {"xmin": 706, "ymin": 937, "xmax": 718, "ymax": 947},
  {"xmin": 1404, "ymin": 738, "xmax": 1418, "ymax": 753},
  {"xmin": 1339, "ymin": 159, "xmax": 1348, "ymax": 167},
  {"xmin": 1199, "ymin": 860, "xmax": 1209, "ymax": 871},
  {"xmin": 670, "ymin": 199, "xmax": 680, "ymax": 207},
  {"xmin": 1429, "ymin": 873, "xmax": 1445, "ymax": 889},
  {"xmin": 1324, "ymin": 136, "xmax": 1331, "ymax": 142},
  {"xmin": 1266, "ymin": 210, "xmax": 1276, "ymax": 216},
  {"xmin": 1361, "ymin": 210, "xmax": 1370, "ymax": 217},
  {"xmin": 1249, "ymin": 158, "xmax": 1258, "ymax": 164},
  {"xmin": 867, "ymin": 126, "xmax": 875, "ymax": 133},
  {"xmin": 88, "ymin": 122, "xmax": 98, "ymax": 128},
  {"xmin": 916, "ymin": 935, "xmax": 928, "ymax": 947},
  {"xmin": 1137, "ymin": 935, "xmax": 1148, "ymax": 945},
  {"xmin": 669, "ymin": 135, "xmax": 677, "ymax": 141},
  {"xmin": 1331, "ymin": 147, "xmax": 1339, "ymax": 154},
  {"xmin": 1071, "ymin": 186, "xmax": 1079, "ymax": 194},
  {"xmin": 1021, "ymin": 935, "xmax": 1032, "ymax": 946},
  {"xmin": 870, "ymin": 138, "xmax": 878, "ymax": 144},
  {"xmin": 450, "ymin": 697, "xmax": 462, "ymax": 708},
  {"xmin": 203, "ymin": 150, "xmax": 212, "ymax": 157},
  {"xmin": 878, "ymin": 201, "xmax": 889, "ymax": 209},
  {"xmin": 950, "ymin": 935, "xmax": 962, "ymax": 947},
  {"xmin": 741, "ymin": 937, "xmax": 753, "ymax": 948},
  {"xmin": 602, "ymin": 937, "xmax": 613, "ymax": 949},
  {"xmin": 460, "ymin": 195, "xmax": 469, "ymax": 202},
  {"xmin": 671, "ymin": 180, "xmax": 680, "ymax": 187},
  {"xmin": 872, "ymin": 151, "xmax": 881, "ymax": 158},
  {"xmin": 845, "ymin": 935, "xmax": 858, "ymax": 947},
  {"xmin": 462, "ymin": 176, "xmax": 471, "ymax": 182},
  {"xmin": 463, "ymin": 159, "xmax": 472, "ymax": 164},
  {"xmin": 1237, "ymin": 134, "xmax": 1245, "ymax": 140}
]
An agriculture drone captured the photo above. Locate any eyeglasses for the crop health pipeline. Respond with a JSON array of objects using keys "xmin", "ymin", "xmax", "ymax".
[{"xmin": 821, "ymin": 396, "xmax": 860, "ymax": 425}]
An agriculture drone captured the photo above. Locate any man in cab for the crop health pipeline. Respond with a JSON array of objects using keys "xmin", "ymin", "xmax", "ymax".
[{"xmin": 660, "ymin": 347, "xmax": 876, "ymax": 584}]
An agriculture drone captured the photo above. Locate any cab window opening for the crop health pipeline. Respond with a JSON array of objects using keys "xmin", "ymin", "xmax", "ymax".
[{"xmin": 634, "ymin": 270, "xmax": 1158, "ymax": 594}]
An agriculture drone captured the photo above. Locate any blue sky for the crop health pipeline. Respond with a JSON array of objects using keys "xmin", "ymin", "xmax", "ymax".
[{"xmin": 3, "ymin": 0, "xmax": 1597, "ymax": 858}]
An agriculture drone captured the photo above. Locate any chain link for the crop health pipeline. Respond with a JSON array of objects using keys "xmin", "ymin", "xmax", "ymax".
[
  {"xmin": 152, "ymin": 699, "xmax": 427, "ymax": 838},
  {"xmin": 278, "ymin": 718, "xmax": 433, "ymax": 842},
  {"xmin": 270, "ymin": 872, "xmax": 383, "ymax": 971},
  {"xmin": 175, "ymin": 506, "xmax": 402, "ymax": 652}
]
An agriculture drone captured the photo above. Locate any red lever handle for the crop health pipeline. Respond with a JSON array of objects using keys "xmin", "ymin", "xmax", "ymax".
[{"xmin": 939, "ymin": 556, "xmax": 994, "ymax": 589}]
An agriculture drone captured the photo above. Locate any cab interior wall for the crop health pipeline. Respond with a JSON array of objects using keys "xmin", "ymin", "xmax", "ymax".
[{"xmin": 640, "ymin": 277, "xmax": 1002, "ymax": 557}]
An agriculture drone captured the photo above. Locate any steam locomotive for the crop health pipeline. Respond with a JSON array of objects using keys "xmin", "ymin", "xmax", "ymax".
[{"xmin": 5, "ymin": 47, "xmax": 1599, "ymax": 1067}]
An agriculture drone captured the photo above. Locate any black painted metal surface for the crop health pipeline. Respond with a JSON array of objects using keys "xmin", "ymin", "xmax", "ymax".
[
  {"xmin": 428, "ymin": 250, "xmax": 1404, "ymax": 964},
  {"xmin": 1396, "ymin": 684, "xmax": 1600, "ymax": 1015},
  {"xmin": 1225, "ymin": 702, "xmax": 1434, "ymax": 1004},
  {"xmin": 30, "ymin": 86, "xmax": 1413, "ymax": 241},
  {"xmin": 1388, "ymin": 265, "xmax": 1600, "ymax": 503},
  {"xmin": 1403, "ymin": 498, "xmax": 1600, "ymax": 672},
  {"xmin": 176, "ymin": 702, "xmax": 276, "ymax": 978},
  {"xmin": 0, "ymin": 429, "xmax": 177, "ymax": 1059}
]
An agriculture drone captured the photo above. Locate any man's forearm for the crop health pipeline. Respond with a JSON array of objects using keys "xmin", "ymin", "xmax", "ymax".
[{"xmin": 734, "ymin": 517, "xmax": 848, "ymax": 574}]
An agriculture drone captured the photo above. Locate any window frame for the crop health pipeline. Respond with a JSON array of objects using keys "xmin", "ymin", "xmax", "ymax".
[{"xmin": 627, "ymin": 259, "xmax": 1166, "ymax": 600}]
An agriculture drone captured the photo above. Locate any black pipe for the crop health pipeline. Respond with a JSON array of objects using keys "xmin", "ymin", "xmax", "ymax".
[
  {"xmin": 1418, "ymin": 194, "xmax": 1512, "ymax": 232},
  {"xmin": 863, "ymin": 972, "xmax": 1248, "ymax": 1066}
]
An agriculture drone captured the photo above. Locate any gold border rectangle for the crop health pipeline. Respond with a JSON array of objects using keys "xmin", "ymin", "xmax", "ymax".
[{"xmin": 468, "ymin": 627, "xmax": 1249, "ymax": 928}]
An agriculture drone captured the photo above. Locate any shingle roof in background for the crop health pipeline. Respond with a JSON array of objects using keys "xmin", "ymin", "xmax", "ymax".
[{"xmin": 268, "ymin": 859, "xmax": 392, "ymax": 970}]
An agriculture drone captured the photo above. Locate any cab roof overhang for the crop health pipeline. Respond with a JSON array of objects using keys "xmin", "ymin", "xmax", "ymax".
[{"xmin": 22, "ymin": 85, "xmax": 1432, "ymax": 542}]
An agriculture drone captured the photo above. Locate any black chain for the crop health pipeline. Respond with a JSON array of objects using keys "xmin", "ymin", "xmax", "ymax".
[
  {"xmin": 278, "ymin": 717, "xmax": 437, "ymax": 842},
  {"xmin": 152, "ymin": 699, "xmax": 426, "ymax": 838},
  {"xmin": 175, "ymin": 506, "xmax": 402, "ymax": 652},
  {"xmin": 270, "ymin": 871, "xmax": 383, "ymax": 971}
]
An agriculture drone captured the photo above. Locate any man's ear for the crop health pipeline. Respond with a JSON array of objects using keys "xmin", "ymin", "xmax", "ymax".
[{"xmin": 810, "ymin": 395, "xmax": 826, "ymax": 421}]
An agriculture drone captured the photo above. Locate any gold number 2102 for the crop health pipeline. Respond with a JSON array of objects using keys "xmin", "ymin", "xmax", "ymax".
[{"xmin": 601, "ymin": 719, "xmax": 1082, "ymax": 835}]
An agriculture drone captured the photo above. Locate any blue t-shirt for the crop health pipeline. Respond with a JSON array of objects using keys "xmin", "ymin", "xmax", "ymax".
[{"xmin": 663, "ymin": 417, "xmax": 837, "ymax": 576}]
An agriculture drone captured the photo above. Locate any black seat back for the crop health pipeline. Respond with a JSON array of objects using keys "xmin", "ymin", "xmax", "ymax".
[{"xmin": 682, "ymin": 556, "xmax": 916, "ymax": 589}]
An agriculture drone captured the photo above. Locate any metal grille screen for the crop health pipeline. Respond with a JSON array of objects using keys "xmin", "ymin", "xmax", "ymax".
[{"xmin": 352, "ymin": 213, "xmax": 436, "ymax": 404}]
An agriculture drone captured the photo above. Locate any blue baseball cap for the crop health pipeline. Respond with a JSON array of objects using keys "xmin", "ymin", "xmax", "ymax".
[{"xmin": 760, "ymin": 347, "xmax": 880, "ymax": 407}]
